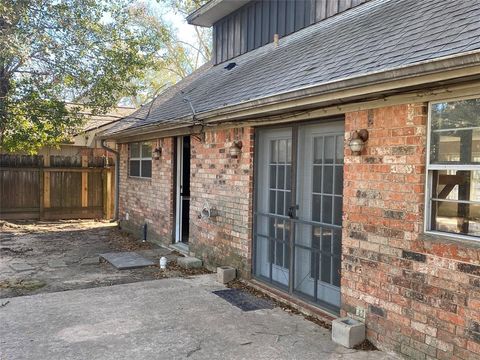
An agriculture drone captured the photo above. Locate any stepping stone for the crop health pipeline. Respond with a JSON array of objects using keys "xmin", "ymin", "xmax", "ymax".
[
  {"xmin": 10, "ymin": 263, "xmax": 35, "ymax": 272},
  {"xmin": 47, "ymin": 259, "xmax": 68, "ymax": 268},
  {"xmin": 80, "ymin": 256, "xmax": 100, "ymax": 266},
  {"xmin": 99, "ymin": 252, "xmax": 154, "ymax": 270},
  {"xmin": 176, "ymin": 256, "xmax": 202, "ymax": 269}
]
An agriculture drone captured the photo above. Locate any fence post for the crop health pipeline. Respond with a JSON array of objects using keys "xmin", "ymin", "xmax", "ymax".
[
  {"xmin": 103, "ymin": 168, "xmax": 112, "ymax": 219},
  {"xmin": 43, "ymin": 156, "xmax": 51, "ymax": 218},
  {"xmin": 81, "ymin": 156, "xmax": 88, "ymax": 208},
  {"xmin": 39, "ymin": 157, "xmax": 45, "ymax": 219}
]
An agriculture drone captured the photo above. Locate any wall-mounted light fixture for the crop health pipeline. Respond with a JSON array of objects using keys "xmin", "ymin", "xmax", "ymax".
[
  {"xmin": 153, "ymin": 147, "xmax": 162, "ymax": 159},
  {"xmin": 229, "ymin": 140, "xmax": 243, "ymax": 157},
  {"xmin": 349, "ymin": 129, "xmax": 369, "ymax": 155}
]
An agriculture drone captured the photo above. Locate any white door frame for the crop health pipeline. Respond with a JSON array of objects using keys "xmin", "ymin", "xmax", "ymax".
[{"xmin": 175, "ymin": 137, "xmax": 184, "ymax": 243}]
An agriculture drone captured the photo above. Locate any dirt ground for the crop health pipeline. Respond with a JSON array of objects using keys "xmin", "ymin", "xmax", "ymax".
[{"xmin": 0, "ymin": 220, "xmax": 204, "ymax": 299}]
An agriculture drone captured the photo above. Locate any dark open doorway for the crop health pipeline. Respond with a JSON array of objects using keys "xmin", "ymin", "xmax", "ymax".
[{"xmin": 175, "ymin": 136, "xmax": 190, "ymax": 244}]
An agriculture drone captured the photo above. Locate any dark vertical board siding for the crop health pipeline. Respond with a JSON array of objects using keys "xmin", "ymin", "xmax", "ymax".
[
  {"xmin": 339, "ymin": 0, "xmax": 352, "ymax": 12},
  {"xmin": 352, "ymin": 0, "xmax": 366, "ymax": 5},
  {"xmin": 234, "ymin": 13, "xmax": 241, "ymax": 57},
  {"xmin": 261, "ymin": 1, "xmax": 270, "ymax": 46},
  {"xmin": 316, "ymin": 0, "xmax": 327, "ymax": 21},
  {"xmin": 295, "ymin": 1, "xmax": 305, "ymax": 31},
  {"xmin": 254, "ymin": 2, "xmax": 262, "ymax": 49},
  {"xmin": 304, "ymin": 0, "xmax": 313, "ymax": 26},
  {"xmin": 216, "ymin": 23, "xmax": 222, "ymax": 64},
  {"xmin": 227, "ymin": 17, "xmax": 234, "ymax": 59},
  {"xmin": 277, "ymin": 0, "xmax": 286, "ymax": 36},
  {"xmin": 286, "ymin": 0, "xmax": 295, "ymax": 34},
  {"xmin": 270, "ymin": 1, "xmax": 278, "ymax": 40},
  {"xmin": 211, "ymin": 26, "xmax": 217, "ymax": 65},
  {"xmin": 212, "ymin": 0, "xmax": 367, "ymax": 64},
  {"xmin": 240, "ymin": 8, "xmax": 248, "ymax": 54},
  {"xmin": 222, "ymin": 20, "xmax": 228, "ymax": 62},
  {"xmin": 247, "ymin": 5, "xmax": 255, "ymax": 52},
  {"xmin": 327, "ymin": 0, "xmax": 339, "ymax": 17}
]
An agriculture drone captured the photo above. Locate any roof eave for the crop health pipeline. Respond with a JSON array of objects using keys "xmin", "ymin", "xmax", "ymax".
[
  {"xmin": 101, "ymin": 51, "xmax": 480, "ymax": 140},
  {"xmin": 186, "ymin": 0, "xmax": 250, "ymax": 27}
]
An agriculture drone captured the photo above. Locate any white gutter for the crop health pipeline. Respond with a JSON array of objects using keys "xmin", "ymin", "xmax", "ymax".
[{"xmin": 102, "ymin": 51, "xmax": 480, "ymax": 140}]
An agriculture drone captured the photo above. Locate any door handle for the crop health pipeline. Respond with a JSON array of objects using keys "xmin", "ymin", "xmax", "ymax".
[{"xmin": 288, "ymin": 205, "xmax": 299, "ymax": 219}]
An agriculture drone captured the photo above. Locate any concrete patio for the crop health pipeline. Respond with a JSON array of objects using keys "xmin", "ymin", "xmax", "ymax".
[{"xmin": 0, "ymin": 274, "xmax": 399, "ymax": 360}]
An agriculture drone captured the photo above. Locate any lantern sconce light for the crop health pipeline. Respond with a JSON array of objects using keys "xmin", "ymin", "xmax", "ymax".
[
  {"xmin": 153, "ymin": 147, "xmax": 162, "ymax": 159},
  {"xmin": 349, "ymin": 129, "xmax": 369, "ymax": 155},
  {"xmin": 229, "ymin": 140, "xmax": 243, "ymax": 157}
]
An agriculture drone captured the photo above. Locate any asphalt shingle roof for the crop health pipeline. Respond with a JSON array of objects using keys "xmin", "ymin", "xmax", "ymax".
[{"xmin": 104, "ymin": 0, "xmax": 480, "ymax": 137}]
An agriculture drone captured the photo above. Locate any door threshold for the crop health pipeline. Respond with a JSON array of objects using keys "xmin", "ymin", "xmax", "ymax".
[
  {"xmin": 170, "ymin": 242, "xmax": 189, "ymax": 256},
  {"xmin": 248, "ymin": 278, "xmax": 338, "ymax": 322}
]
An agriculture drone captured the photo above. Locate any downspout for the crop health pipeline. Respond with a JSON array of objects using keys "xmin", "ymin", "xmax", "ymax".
[{"xmin": 101, "ymin": 139, "xmax": 120, "ymax": 220}]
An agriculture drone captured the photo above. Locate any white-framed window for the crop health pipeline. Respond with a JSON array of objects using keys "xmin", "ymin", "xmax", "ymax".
[
  {"xmin": 425, "ymin": 96, "xmax": 480, "ymax": 239},
  {"xmin": 129, "ymin": 142, "xmax": 152, "ymax": 178}
]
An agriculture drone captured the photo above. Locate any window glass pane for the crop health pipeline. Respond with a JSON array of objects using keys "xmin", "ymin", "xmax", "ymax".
[
  {"xmin": 269, "ymin": 165, "xmax": 277, "ymax": 189},
  {"xmin": 313, "ymin": 166, "xmax": 322, "ymax": 193},
  {"xmin": 324, "ymin": 136, "xmax": 334, "ymax": 164},
  {"xmin": 270, "ymin": 140, "xmax": 278, "ymax": 163},
  {"xmin": 334, "ymin": 166, "xmax": 343, "ymax": 195},
  {"xmin": 336, "ymin": 135, "xmax": 344, "ymax": 164},
  {"xmin": 278, "ymin": 165, "xmax": 285, "ymax": 189},
  {"xmin": 269, "ymin": 190, "xmax": 276, "ymax": 213},
  {"xmin": 430, "ymin": 129, "xmax": 480, "ymax": 164},
  {"xmin": 431, "ymin": 201, "xmax": 480, "ymax": 237},
  {"xmin": 322, "ymin": 195, "xmax": 332, "ymax": 224},
  {"xmin": 285, "ymin": 165, "xmax": 291, "ymax": 190},
  {"xmin": 312, "ymin": 194, "xmax": 321, "ymax": 222},
  {"xmin": 321, "ymin": 254, "xmax": 331, "ymax": 283},
  {"xmin": 278, "ymin": 139, "xmax": 287, "ymax": 163},
  {"xmin": 130, "ymin": 143, "xmax": 140, "ymax": 158},
  {"xmin": 321, "ymin": 228, "xmax": 332, "ymax": 253},
  {"xmin": 129, "ymin": 160, "xmax": 140, "ymax": 177},
  {"xmin": 323, "ymin": 165, "xmax": 333, "ymax": 194},
  {"xmin": 432, "ymin": 170, "xmax": 480, "ymax": 202},
  {"xmin": 141, "ymin": 143, "xmax": 152, "ymax": 159},
  {"xmin": 314, "ymin": 137, "xmax": 323, "ymax": 164},
  {"xmin": 287, "ymin": 140, "xmax": 292, "ymax": 163},
  {"xmin": 141, "ymin": 160, "xmax": 152, "ymax": 178},
  {"xmin": 277, "ymin": 191, "xmax": 285, "ymax": 215},
  {"xmin": 430, "ymin": 98, "xmax": 480, "ymax": 164},
  {"xmin": 431, "ymin": 99, "xmax": 480, "ymax": 131},
  {"xmin": 334, "ymin": 196, "xmax": 343, "ymax": 226}
]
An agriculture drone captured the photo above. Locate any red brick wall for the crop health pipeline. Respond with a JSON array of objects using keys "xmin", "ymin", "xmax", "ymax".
[
  {"xmin": 189, "ymin": 127, "xmax": 254, "ymax": 277},
  {"xmin": 342, "ymin": 104, "xmax": 480, "ymax": 359},
  {"xmin": 118, "ymin": 138, "xmax": 174, "ymax": 245}
]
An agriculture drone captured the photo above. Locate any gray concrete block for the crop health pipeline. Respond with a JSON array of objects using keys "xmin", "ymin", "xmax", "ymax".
[
  {"xmin": 216, "ymin": 266, "xmax": 236, "ymax": 284},
  {"xmin": 176, "ymin": 256, "xmax": 202, "ymax": 269},
  {"xmin": 9, "ymin": 263, "xmax": 35, "ymax": 272},
  {"xmin": 332, "ymin": 317, "xmax": 365, "ymax": 348},
  {"xmin": 100, "ymin": 252, "xmax": 154, "ymax": 270},
  {"xmin": 47, "ymin": 259, "xmax": 68, "ymax": 268}
]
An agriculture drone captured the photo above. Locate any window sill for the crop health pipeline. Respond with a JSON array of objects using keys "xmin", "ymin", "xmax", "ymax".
[
  {"xmin": 420, "ymin": 231, "xmax": 480, "ymax": 251},
  {"xmin": 128, "ymin": 176, "xmax": 152, "ymax": 182}
]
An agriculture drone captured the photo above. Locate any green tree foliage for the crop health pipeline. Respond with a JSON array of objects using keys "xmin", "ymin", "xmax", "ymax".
[
  {"xmin": 126, "ymin": 0, "xmax": 211, "ymax": 106},
  {"xmin": 0, "ymin": 0, "xmax": 165, "ymax": 153}
]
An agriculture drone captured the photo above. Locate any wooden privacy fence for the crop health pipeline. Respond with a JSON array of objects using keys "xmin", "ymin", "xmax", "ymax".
[{"xmin": 0, "ymin": 155, "xmax": 114, "ymax": 220}]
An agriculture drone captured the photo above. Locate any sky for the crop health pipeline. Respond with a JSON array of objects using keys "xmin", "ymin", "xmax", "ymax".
[{"xmin": 148, "ymin": 0, "xmax": 199, "ymax": 44}]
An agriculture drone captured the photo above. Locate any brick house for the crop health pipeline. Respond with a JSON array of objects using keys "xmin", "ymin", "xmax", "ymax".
[{"xmin": 101, "ymin": 0, "xmax": 480, "ymax": 358}]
